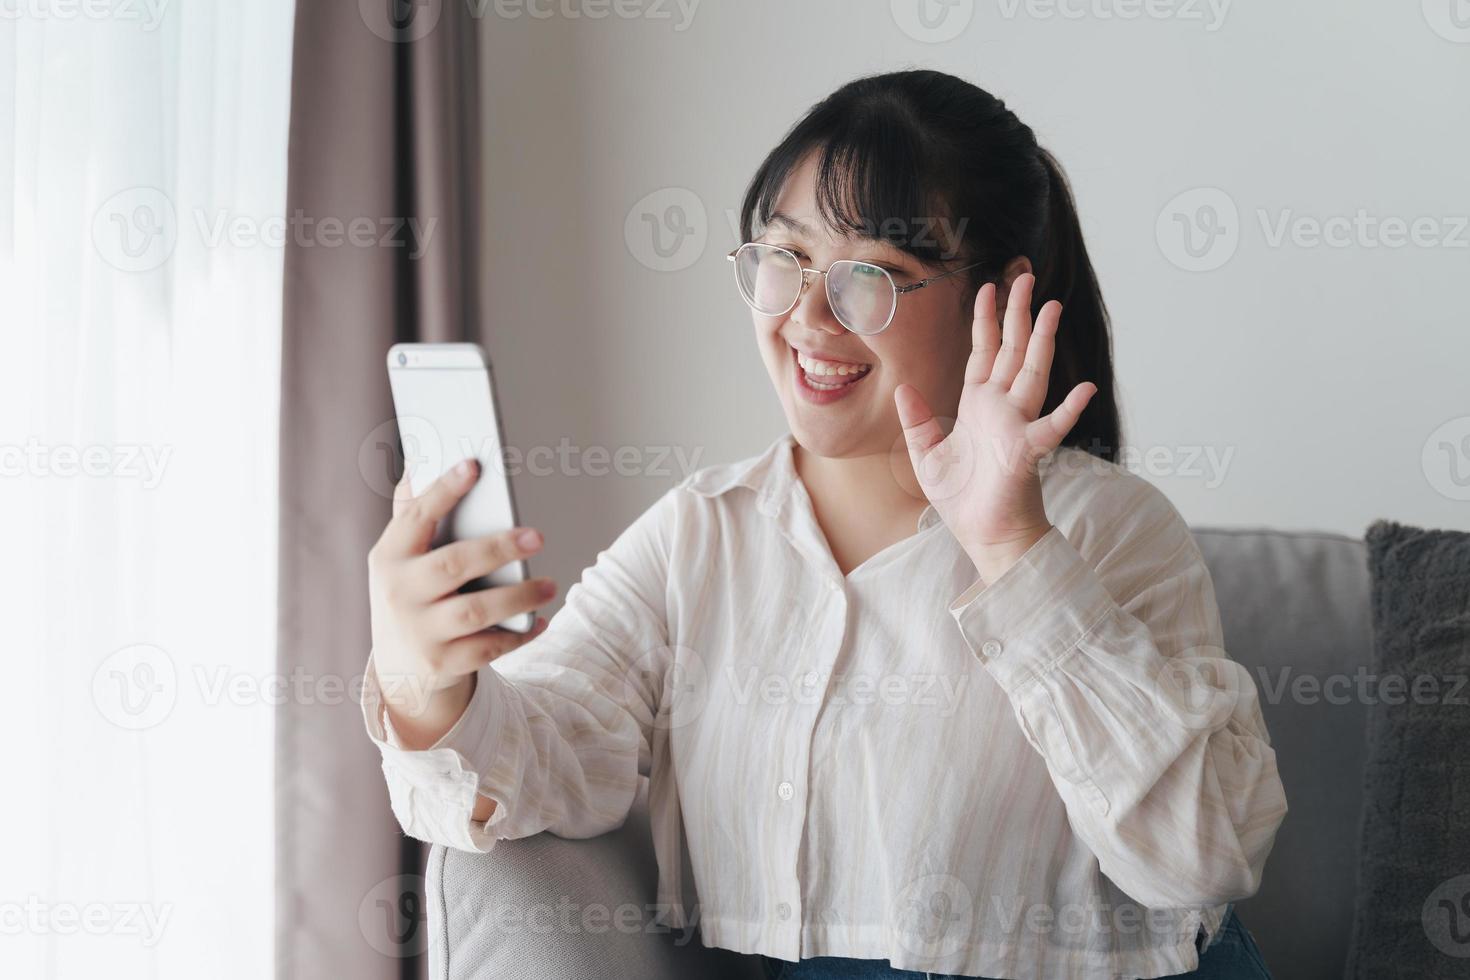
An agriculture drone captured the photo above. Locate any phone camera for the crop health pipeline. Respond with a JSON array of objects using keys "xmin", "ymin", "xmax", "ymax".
[{"xmin": 397, "ymin": 351, "xmax": 408, "ymax": 366}]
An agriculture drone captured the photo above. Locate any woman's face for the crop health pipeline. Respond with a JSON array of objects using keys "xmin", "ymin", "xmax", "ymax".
[{"xmin": 751, "ymin": 152, "xmax": 978, "ymax": 462}]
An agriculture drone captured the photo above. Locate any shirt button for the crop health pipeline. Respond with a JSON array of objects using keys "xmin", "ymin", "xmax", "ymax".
[
  {"xmin": 981, "ymin": 639, "xmax": 1004, "ymax": 659},
  {"xmin": 776, "ymin": 902, "xmax": 792, "ymax": 920},
  {"xmin": 802, "ymin": 671, "xmax": 819, "ymax": 686},
  {"xmin": 777, "ymin": 780, "xmax": 794, "ymax": 801}
]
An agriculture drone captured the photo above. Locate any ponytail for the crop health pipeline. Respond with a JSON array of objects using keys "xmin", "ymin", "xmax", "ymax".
[{"xmin": 1033, "ymin": 148, "xmax": 1121, "ymax": 463}]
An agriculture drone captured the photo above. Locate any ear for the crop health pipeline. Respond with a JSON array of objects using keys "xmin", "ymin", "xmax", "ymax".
[{"xmin": 993, "ymin": 256, "xmax": 1035, "ymax": 318}]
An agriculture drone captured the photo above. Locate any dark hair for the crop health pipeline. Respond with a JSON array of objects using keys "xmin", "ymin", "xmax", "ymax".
[{"xmin": 738, "ymin": 69, "xmax": 1121, "ymax": 462}]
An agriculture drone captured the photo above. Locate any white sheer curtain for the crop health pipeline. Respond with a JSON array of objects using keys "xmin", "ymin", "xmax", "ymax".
[{"xmin": 2, "ymin": 3, "xmax": 293, "ymax": 977}]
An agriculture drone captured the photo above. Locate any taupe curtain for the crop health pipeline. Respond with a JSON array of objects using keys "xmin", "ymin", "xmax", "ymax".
[{"xmin": 276, "ymin": 3, "xmax": 481, "ymax": 977}]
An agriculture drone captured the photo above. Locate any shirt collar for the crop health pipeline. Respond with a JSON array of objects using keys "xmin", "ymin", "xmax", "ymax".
[
  {"xmin": 682, "ymin": 432, "xmax": 942, "ymax": 534},
  {"xmin": 681, "ymin": 432, "xmax": 796, "ymax": 518}
]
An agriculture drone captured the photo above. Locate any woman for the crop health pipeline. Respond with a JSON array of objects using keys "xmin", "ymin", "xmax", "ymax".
[{"xmin": 362, "ymin": 70, "xmax": 1285, "ymax": 979}]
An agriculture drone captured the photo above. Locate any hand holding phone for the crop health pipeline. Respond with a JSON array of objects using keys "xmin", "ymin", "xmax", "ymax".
[
  {"xmin": 367, "ymin": 460, "xmax": 554, "ymax": 738},
  {"xmin": 367, "ymin": 343, "xmax": 555, "ymax": 746}
]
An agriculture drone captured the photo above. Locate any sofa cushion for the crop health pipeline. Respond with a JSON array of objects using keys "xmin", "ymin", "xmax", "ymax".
[
  {"xmin": 427, "ymin": 777, "xmax": 760, "ymax": 980},
  {"xmin": 1193, "ymin": 527, "xmax": 1373, "ymax": 980},
  {"xmin": 1344, "ymin": 521, "xmax": 1470, "ymax": 978}
]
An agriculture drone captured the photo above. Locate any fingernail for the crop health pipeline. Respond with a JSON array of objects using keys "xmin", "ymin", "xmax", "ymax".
[
  {"xmin": 455, "ymin": 458, "xmax": 476, "ymax": 477},
  {"xmin": 538, "ymin": 579, "xmax": 556, "ymax": 600},
  {"xmin": 516, "ymin": 528, "xmax": 542, "ymax": 551}
]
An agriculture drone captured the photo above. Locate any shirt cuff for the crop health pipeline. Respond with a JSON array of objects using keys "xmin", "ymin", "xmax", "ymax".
[
  {"xmin": 947, "ymin": 525, "xmax": 1116, "ymax": 696},
  {"xmin": 360, "ymin": 654, "xmax": 510, "ymax": 833}
]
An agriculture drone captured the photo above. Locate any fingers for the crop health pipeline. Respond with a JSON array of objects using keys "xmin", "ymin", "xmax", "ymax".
[
  {"xmin": 407, "ymin": 527, "xmax": 545, "ymax": 602},
  {"xmin": 1009, "ymin": 299, "xmax": 1062, "ymax": 417},
  {"xmin": 963, "ymin": 282, "xmax": 1001, "ymax": 385},
  {"xmin": 989, "ymin": 273, "xmax": 1035, "ymax": 388},
  {"xmin": 392, "ymin": 465, "xmax": 415, "ymax": 512},
  {"xmin": 1025, "ymin": 381, "xmax": 1097, "ymax": 454},
  {"xmin": 380, "ymin": 458, "xmax": 480, "ymax": 557},
  {"xmin": 894, "ymin": 383, "xmax": 944, "ymax": 455},
  {"xmin": 439, "ymin": 617, "xmax": 549, "ymax": 675},
  {"xmin": 427, "ymin": 577, "xmax": 558, "ymax": 642}
]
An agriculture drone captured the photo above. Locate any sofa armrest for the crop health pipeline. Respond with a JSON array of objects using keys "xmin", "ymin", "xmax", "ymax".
[{"xmin": 424, "ymin": 777, "xmax": 761, "ymax": 980}]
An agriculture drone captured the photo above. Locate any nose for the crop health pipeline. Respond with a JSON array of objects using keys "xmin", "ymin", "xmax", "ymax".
[{"xmin": 790, "ymin": 270, "xmax": 845, "ymax": 336}]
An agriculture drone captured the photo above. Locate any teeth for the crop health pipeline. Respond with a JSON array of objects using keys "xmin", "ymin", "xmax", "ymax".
[{"xmin": 796, "ymin": 351, "xmax": 871, "ymax": 378}]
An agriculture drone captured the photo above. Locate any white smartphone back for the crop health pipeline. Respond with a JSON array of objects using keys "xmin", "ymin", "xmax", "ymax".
[{"xmin": 386, "ymin": 342, "xmax": 533, "ymax": 633}]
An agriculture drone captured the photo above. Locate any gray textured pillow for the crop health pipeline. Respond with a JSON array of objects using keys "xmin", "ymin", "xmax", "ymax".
[{"xmin": 1345, "ymin": 521, "xmax": 1470, "ymax": 978}]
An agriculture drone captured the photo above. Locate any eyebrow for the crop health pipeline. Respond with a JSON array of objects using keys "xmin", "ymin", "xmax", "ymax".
[
  {"xmin": 764, "ymin": 211, "xmax": 818, "ymax": 238},
  {"xmin": 760, "ymin": 211, "xmax": 919, "ymax": 269}
]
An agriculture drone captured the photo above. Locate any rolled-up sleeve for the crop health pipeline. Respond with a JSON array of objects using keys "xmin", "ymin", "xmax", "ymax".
[
  {"xmin": 360, "ymin": 487, "xmax": 681, "ymax": 853},
  {"xmin": 948, "ymin": 476, "xmax": 1288, "ymax": 911}
]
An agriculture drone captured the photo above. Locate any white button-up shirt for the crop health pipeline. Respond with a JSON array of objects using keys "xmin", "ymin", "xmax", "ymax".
[{"xmin": 361, "ymin": 433, "xmax": 1287, "ymax": 979}]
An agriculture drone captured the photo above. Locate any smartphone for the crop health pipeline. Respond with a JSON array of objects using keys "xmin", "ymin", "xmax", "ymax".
[{"xmin": 386, "ymin": 342, "xmax": 534, "ymax": 633}]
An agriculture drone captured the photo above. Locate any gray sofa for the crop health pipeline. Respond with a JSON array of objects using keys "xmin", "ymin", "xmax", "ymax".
[{"xmin": 423, "ymin": 527, "xmax": 1374, "ymax": 980}]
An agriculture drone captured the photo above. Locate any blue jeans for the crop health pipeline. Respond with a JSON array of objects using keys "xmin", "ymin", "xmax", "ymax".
[{"xmin": 757, "ymin": 905, "xmax": 1272, "ymax": 979}]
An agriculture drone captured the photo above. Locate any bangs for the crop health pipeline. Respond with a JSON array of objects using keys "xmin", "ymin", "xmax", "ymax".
[{"xmin": 742, "ymin": 120, "xmax": 969, "ymax": 266}]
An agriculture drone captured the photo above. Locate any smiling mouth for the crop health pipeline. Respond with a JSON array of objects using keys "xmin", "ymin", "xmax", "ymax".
[{"xmin": 791, "ymin": 345, "xmax": 873, "ymax": 391}]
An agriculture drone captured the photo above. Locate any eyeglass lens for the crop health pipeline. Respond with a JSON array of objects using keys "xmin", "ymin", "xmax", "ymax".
[{"xmin": 734, "ymin": 244, "xmax": 895, "ymax": 335}]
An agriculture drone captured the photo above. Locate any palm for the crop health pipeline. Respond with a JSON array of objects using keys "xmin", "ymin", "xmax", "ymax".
[{"xmin": 894, "ymin": 273, "xmax": 1096, "ymax": 553}]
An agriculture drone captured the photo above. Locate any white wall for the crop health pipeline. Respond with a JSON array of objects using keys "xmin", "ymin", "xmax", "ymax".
[{"xmin": 476, "ymin": 0, "xmax": 1470, "ymax": 597}]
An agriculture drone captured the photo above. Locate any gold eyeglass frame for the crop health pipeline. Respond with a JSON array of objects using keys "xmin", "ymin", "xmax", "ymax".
[{"xmin": 727, "ymin": 241, "xmax": 983, "ymax": 335}]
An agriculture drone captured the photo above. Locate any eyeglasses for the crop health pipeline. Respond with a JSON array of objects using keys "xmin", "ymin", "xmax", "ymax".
[{"xmin": 727, "ymin": 241, "xmax": 983, "ymax": 336}]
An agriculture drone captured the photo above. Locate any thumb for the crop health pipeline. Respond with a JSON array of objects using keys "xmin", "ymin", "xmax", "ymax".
[{"xmin": 894, "ymin": 383, "xmax": 944, "ymax": 464}]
